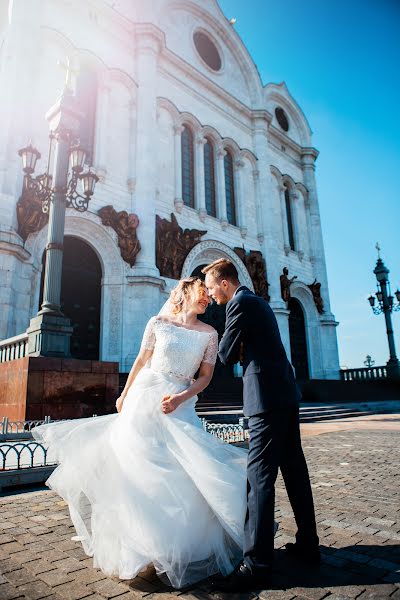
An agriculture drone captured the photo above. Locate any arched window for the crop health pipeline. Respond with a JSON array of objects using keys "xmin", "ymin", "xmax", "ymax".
[
  {"xmin": 181, "ymin": 125, "xmax": 195, "ymax": 208},
  {"xmin": 285, "ymin": 186, "xmax": 295, "ymax": 250},
  {"xmin": 204, "ymin": 138, "xmax": 216, "ymax": 217},
  {"xmin": 76, "ymin": 67, "xmax": 98, "ymax": 165},
  {"xmin": 224, "ymin": 150, "xmax": 236, "ymax": 225}
]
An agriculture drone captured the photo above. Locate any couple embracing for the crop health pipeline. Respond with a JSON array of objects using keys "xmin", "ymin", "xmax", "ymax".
[{"xmin": 34, "ymin": 258, "xmax": 319, "ymax": 591}]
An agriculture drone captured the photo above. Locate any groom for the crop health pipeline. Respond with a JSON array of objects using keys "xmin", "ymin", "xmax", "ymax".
[{"xmin": 203, "ymin": 259, "xmax": 319, "ymax": 591}]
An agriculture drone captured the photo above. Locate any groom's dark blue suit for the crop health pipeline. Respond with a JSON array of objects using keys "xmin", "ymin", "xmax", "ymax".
[{"xmin": 218, "ymin": 286, "xmax": 318, "ymax": 570}]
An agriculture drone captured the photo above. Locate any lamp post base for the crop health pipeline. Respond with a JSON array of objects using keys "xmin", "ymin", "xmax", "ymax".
[
  {"xmin": 26, "ymin": 313, "xmax": 73, "ymax": 357},
  {"xmin": 386, "ymin": 358, "xmax": 400, "ymax": 379}
]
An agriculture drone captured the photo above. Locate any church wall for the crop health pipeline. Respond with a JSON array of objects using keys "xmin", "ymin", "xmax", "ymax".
[{"xmin": 0, "ymin": 0, "xmax": 340, "ymax": 379}]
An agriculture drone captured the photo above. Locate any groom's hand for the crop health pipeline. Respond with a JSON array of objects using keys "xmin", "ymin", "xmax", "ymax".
[{"xmin": 161, "ymin": 394, "xmax": 181, "ymax": 414}]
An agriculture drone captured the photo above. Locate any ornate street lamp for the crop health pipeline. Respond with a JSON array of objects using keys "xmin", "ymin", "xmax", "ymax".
[
  {"xmin": 368, "ymin": 243, "xmax": 400, "ymax": 378},
  {"xmin": 17, "ymin": 68, "xmax": 99, "ymax": 357}
]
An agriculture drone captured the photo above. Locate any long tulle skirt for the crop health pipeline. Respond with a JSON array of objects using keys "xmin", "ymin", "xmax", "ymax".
[{"xmin": 32, "ymin": 367, "xmax": 248, "ymax": 588}]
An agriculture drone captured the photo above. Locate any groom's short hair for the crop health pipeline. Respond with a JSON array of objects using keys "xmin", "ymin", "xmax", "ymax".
[{"xmin": 202, "ymin": 259, "xmax": 239, "ymax": 284}]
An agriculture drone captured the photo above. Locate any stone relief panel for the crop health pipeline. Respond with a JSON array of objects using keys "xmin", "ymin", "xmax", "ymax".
[
  {"xmin": 16, "ymin": 192, "xmax": 49, "ymax": 242},
  {"xmin": 98, "ymin": 205, "xmax": 141, "ymax": 267},
  {"xmin": 233, "ymin": 247, "xmax": 270, "ymax": 301},
  {"xmin": 156, "ymin": 213, "xmax": 207, "ymax": 279}
]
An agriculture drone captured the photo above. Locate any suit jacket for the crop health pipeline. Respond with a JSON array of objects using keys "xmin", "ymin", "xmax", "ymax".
[{"xmin": 218, "ymin": 286, "xmax": 301, "ymax": 417}]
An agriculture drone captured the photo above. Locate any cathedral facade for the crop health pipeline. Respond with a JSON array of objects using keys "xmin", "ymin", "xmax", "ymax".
[{"xmin": 0, "ymin": 0, "xmax": 340, "ymax": 379}]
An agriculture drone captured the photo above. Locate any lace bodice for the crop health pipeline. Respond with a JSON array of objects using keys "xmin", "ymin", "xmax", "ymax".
[{"xmin": 140, "ymin": 317, "xmax": 218, "ymax": 381}]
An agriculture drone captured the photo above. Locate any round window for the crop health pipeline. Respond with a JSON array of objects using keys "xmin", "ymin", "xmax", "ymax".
[
  {"xmin": 193, "ymin": 31, "xmax": 222, "ymax": 72},
  {"xmin": 275, "ymin": 107, "xmax": 289, "ymax": 132}
]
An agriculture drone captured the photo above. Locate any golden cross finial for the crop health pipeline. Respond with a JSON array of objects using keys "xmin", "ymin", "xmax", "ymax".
[
  {"xmin": 375, "ymin": 242, "xmax": 381, "ymax": 258},
  {"xmin": 57, "ymin": 57, "xmax": 79, "ymax": 91}
]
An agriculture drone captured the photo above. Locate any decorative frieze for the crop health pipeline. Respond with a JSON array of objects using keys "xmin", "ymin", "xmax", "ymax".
[
  {"xmin": 98, "ymin": 205, "xmax": 141, "ymax": 267},
  {"xmin": 234, "ymin": 247, "xmax": 270, "ymax": 301},
  {"xmin": 16, "ymin": 192, "xmax": 49, "ymax": 242},
  {"xmin": 156, "ymin": 213, "xmax": 206, "ymax": 279}
]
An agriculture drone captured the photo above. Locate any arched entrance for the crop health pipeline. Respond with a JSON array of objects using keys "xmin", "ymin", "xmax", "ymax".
[
  {"xmin": 39, "ymin": 236, "xmax": 102, "ymax": 360},
  {"xmin": 288, "ymin": 298, "xmax": 310, "ymax": 381}
]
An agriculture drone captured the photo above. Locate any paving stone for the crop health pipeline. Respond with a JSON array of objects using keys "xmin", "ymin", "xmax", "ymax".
[
  {"xmin": 73, "ymin": 568, "xmax": 108, "ymax": 585},
  {"xmin": 88, "ymin": 579, "xmax": 131, "ymax": 598},
  {"xmin": 5, "ymin": 567, "xmax": 33, "ymax": 586},
  {"xmin": 0, "ymin": 535, "xmax": 14, "ymax": 546},
  {"xmin": 24, "ymin": 559, "xmax": 57, "ymax": 576},
  {"xmin": 49, "ymin": 557, "xmax": 86, "ymax": 574},
  {"xmin": 327, "ymin": 586, "xmax": 365, "ymax": 598},
  {"xmin": 52, "ymin": 581, "xmax": 97, "ymax": 599},
  {"xmin": 38, "ymin": 567, "xmax": 76, "ymax": 586},
  {"xmin": 358, "ymin": 583, "xmax": 398, "ymax": 597},
  {"xmin": 0, "ymin": 582, "xmax": 24, "ymax": 599},
  {"xmin": 16, "ymin": 579, "xmax": 55, "ymax": 599},
  {"xmin": 286, "ymin": 588, "xmax": 329, "ymax": 599}
]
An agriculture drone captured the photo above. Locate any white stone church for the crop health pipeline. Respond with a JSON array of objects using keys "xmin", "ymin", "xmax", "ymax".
[{"xmin": 0, "ymin": 0, "xmax": 340, "ymax": 380}]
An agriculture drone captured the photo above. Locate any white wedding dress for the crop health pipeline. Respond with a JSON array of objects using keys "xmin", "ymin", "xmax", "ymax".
[{"xmin": 33, "ymin": 317, "xmax": 248, "ymax": 589}]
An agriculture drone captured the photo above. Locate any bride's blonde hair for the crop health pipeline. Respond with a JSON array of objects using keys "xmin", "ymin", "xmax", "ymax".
[{"xmin": 169, "ymin": 277, "xmax": 205, "ymax": 314}]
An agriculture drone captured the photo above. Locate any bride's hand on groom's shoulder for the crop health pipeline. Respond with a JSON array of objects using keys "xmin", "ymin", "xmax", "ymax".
[
  {"xmin": 161, "ymin": 394, "xmax": 182, "ymax": 414},
  {"xmin": 115, "ymin": 395, "xmax": 125, "ymax": 413}
]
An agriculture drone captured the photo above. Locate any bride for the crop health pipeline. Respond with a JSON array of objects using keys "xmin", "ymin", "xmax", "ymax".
[{"xmin": 33, "ymin": 277, "xmax": 249, "ymax": 589}]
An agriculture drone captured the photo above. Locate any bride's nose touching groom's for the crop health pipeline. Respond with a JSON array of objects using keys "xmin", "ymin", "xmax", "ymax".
[{"xmin": 203, "ymin": 258, "xmax": 320, "ymax": 591}]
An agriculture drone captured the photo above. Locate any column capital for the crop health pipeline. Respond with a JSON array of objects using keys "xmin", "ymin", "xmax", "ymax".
[
  {"xmin": 217, "ymin": 147, "xmax": 227, "ymax": 158},
  {"xmin": 252, "ymin": 169, "xmax": 260, "ymax": 180},
  {"xmin": 234, "ymin": 159, "xmax": 245, "ymax": 171},
  {"xmin": 301, "ymin": 147, "xmax": 319, "ymax": 169},
  {"xmin": 133, "ymin": 24, "xmax": 165, "ymax": 56},
  {"xmin": 290, "ymin": 190, "xmax": 299, "ymax": 201},
  {"xmin": 173, "ymin": 124, "xmax": 184, "ymax": 135},
  {"xmin": 196, "ymin": 135, "xmax": 207, "ymax": 146}
]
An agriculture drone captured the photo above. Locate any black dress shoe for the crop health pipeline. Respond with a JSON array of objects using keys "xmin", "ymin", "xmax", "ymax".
[
  {"xmin": 284, "ymin": 542, "xmax": 321, "ymax": 565},
  {"xmin": 211, "ymin": 561, "xmax": 272, "ymax": 592}
]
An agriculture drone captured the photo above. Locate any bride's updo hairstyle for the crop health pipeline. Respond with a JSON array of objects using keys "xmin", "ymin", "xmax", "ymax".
[{"xmin": 169, "ymin": 277, "xmax": 205, "ymax": 314}]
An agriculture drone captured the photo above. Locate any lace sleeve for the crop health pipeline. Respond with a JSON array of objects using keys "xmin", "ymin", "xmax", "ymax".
[
  {"xmin": 140, "ymin": 317, "xmax": 157, "ymax": 352},
  {"xmin": 202, "ymin": 330, "xmax": 219, "ymax": 365}
]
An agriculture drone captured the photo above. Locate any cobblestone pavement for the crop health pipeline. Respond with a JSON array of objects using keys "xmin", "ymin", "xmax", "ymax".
[{"xmin": 0, "ymin": 421, "xmax": 399, "ymax": 600}]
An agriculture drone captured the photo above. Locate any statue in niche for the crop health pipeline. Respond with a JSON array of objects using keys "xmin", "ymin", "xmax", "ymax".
[
  {"xmin": 308, "ymin": 279, "xmax": 324, "ymax": 314},
  {"xmin": 156, "ymin": 213, "xmax": 207, "ymax": 279},
  {"xmin": 16, "ymin": 192, "xmax": 49, "ymax": 242},
  {"xmin": 98, "ymin": 205, "xmax": 141, "ymax": 267},
  {"xmin": 234, "ymin": 247, "xmax": 270, "ymax": 301},
  {"xmin": 280, "ymin": 267, "xmax": 297, "ymax": 303}
]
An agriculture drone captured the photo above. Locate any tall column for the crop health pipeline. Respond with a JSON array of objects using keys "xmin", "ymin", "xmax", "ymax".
[
  {"xmin": 301, "ymin": 149, "xmax": 332, "ymax": 315},
  {"xmin": 234, "ymin": 159, "xmax": 247, "ymax": 237},
  {"xmin": 93, "ymin": 72, "xmax": 111, "ymax": 182},
  {"xmin": 132, "ymin": 26, "xmax": 163, "ymax": 277},
  {"xmin": 216, "ymin": 147, "xmax": 228, "ymax": 229},
  {"xmin": 279, "ymin": 184, "xmax": 290, "ymax": 255},
  {"xmin": 173, "ymin": 124, "xmax": 184, "ymax": 213},
  {"xmin": 252, "ymin": 111, "xmax": 290, "ymax": 354},
  {"xmin": 196, "ymin": 136, "xmax": 207, "ymax": 221},
  {"xmin": 302, "ymin": 148, "xmax": 339, "ymax": 379},
  {"xmin": 252, "ymin": 169, "xmax": 264, "ymax": 243}
]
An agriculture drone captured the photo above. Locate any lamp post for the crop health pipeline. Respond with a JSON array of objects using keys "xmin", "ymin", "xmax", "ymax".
[
  {"xmin": 18, "ymin": 76, "xmax": 98, "ymax": 357},
  {"xmin": 367, "ymin": 243, "xmax": 400, "ymax": 378}
]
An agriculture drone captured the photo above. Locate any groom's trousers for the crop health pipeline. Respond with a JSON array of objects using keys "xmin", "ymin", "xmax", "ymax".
[{"xmin": 243, "ymin": 401, "xmax": 319, "ymax": 571}]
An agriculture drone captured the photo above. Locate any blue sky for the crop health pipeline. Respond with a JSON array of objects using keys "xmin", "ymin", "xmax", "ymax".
[{"xmin": 219, "ymin": 0, "xmax": 400, "ymax": 368}]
